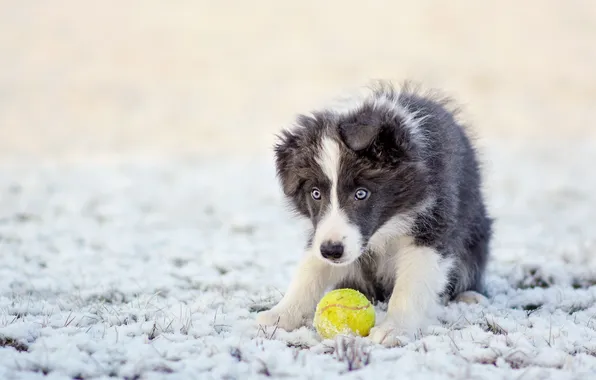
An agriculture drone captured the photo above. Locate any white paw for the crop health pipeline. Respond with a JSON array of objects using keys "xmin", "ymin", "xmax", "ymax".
[
  {"xmin": 454, "ymin": 291, "xmax": 488, "ymax": 305},
  {"xmin": 255, "ymin": 307, "xmax": 305, "ymax": 332},
  {"xmin": 369, "ymin": 321, "xmax": 410, "ymax": 347}
]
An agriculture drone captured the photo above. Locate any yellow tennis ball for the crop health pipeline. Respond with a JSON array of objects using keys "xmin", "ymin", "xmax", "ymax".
[{"xmin": 313, "ymin": 288, "xmax": 375, "ymax": 339}]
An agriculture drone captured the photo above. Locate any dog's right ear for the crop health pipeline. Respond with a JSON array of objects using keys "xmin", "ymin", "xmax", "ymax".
[{"xmin": 274, "ymin": 128, "xmax": 302, "ymax": 197}]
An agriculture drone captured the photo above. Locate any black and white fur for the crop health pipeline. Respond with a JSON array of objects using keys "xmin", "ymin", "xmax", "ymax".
[{"xmin": 256, "ymin": 82, "xmax": 492, "ymax": 346}]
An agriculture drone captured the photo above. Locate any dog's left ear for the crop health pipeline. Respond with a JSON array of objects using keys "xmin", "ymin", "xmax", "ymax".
[{"xmin": 339, "ymin": 123, "xmax": 381, "ymax": 151}]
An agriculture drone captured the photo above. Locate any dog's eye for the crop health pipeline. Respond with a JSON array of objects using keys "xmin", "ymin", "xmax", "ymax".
[
  {"xmin": 354, "ymin": 188, "xmax": 369, "ymax": 200},
  {"xmin": 311, "ymin": 187, "xmax": 322, "ymax": 200}
]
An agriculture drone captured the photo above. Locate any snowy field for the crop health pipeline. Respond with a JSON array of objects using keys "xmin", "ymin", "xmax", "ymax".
[{"xmin": 1, "ymin": 141, "xmax": 596, "ymax": 379}]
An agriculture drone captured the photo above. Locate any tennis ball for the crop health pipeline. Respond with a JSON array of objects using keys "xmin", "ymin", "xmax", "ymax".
[{"xmin": 313, "ymin": 288, "xmax": 375, "ymax": 339}]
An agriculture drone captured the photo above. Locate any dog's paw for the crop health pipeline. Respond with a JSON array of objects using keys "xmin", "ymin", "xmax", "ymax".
[
  {"xmin": 255, "ymin": 307, "xmax": 305, "ymax": 332},
  {"xmin": 369, "ymin": 321, "xmax": 410, "ymax": 348},
  {"xmin": 454, "ymin": 291, "xmax": 488, "ymax": 305}
]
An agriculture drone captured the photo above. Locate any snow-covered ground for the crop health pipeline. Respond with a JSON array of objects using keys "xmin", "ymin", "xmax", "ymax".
[{"xmin": 1, "ymin": 141, "xmax": 596, "ymax": 379}]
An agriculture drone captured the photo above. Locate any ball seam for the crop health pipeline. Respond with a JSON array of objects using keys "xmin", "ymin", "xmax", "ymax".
[{"xmin": 317, "ymin": 303, "xmax": 372, "ymax": 313}]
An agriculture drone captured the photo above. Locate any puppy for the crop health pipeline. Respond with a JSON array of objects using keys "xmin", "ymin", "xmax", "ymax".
[{"xmin": 256, "ymin": 82, "xmax": 492, "ymax": 346}]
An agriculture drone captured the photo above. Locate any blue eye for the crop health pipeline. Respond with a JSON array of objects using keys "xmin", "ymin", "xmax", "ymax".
[
  {"xmin": 355, "ymin": 188, "xmax": 369, "ymax": 200},
  {"xmin": 311, "ymin": 188, "xmax": 322, "ymax": 200}
]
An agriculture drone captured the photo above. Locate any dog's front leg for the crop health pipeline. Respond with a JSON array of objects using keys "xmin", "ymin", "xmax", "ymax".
[
  {"xmin": 369, "ymin": 242, "xmax": 452, "ymax": 347},
  {"xmin": 256, "ymin": 252, "xmax": 347, "ymax": 332}
]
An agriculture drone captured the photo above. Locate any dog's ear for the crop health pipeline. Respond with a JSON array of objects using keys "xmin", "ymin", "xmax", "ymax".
[
  {"xmin": 274, "ymin": 128, "xmax": 303, "ymax": 197},
  {"xmin": 338, "ymin": 123, "xmax": 381, "ymax": 151},
  {"xmin": 339, "ymin": 99, "xmax": 423, "ymax": 161}
]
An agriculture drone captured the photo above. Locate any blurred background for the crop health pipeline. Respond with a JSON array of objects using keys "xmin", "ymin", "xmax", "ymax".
[{"xmin": 0, "ymin": 0, "xmax": 594, "ymax": 161}]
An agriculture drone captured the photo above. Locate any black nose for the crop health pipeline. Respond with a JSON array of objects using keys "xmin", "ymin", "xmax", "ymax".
[{"xmin": 320, "ymin": 241, "xmax": 344, "ymax": 260}]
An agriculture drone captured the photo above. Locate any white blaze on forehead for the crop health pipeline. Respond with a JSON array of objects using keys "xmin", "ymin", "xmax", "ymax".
[
  {"xmin": 316, "ymin": 136, "xmax": 341, "ymax": 207},
  {"xmin": 313, "ymin": 136, "xmax": 362, "ymax": 265}
]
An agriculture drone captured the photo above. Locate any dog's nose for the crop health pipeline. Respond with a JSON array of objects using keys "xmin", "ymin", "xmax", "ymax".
[{"xmin": 320, "ymin": 241, "xmax": 344, "ymax": 260}]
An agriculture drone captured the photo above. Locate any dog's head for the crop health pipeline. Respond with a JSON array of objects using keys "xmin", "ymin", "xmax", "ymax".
[{"xmin": 274, "ymin": 84, "xmax": 434, "ymax": 265}]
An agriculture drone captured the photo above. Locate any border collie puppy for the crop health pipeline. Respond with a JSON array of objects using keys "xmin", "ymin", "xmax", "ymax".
[{"xmin": 256, "ymin": 82, "xmax": 492, "ymax": 346}]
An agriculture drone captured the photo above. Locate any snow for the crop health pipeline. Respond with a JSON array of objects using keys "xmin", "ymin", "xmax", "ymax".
[{"xmin": 1, "ymin": 141, "xmax": 596, "ymax": 379}]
